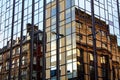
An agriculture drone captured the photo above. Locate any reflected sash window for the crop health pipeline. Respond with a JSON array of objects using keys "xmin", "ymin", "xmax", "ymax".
[
  {"xmin": 89, "ymin": 53, "xmax": 95, "ymax": 80},
  {"xmin": 77, "ymin": 49, "xmax": 84, "ymax": 79},
  {"xmin": 100, "ymin": 55, "xmax": 109, "ymax": 80}
]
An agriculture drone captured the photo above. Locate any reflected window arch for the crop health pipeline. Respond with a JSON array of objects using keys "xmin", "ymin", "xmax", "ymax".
[
  {"xmin": 88, "ymin": 52, "xmax": 95, "ymax": 80},
  {"xmin": 77, "ymin": 48, "xmax": 84, "ymax": 80}
]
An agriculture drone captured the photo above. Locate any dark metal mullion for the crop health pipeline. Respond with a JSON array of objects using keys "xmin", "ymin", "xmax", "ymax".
[
  {"xmin": 117, "ymin": 0, "xmax": 120, "ymax": 79},
  {"xmin": 0, "ymin": 0, "xmax": 4, "ymax": 78},
  {"xmin": 104, "ymin": 0, "xmax": 109, "ymax": 78},
  {"xmin": 117, "ymin": 0, "xmax": 120, "ymax": 35},
  {"xmin": 42, "ymin": 0, "xmax": 46, "ymax": 80},
  {"xmin": 82, "ymin": 0, "xmax": 89, "ymax": 78},
  {"xmin": 70, "ymin": 2, "xmax": 73, "ymax": 79},
  {"xmin": 56, "ymin": 0, "xmax": 60, "ymax": 80},
  {"xmin": 8, "ymin": 0, "xmax": 15, "ymax": 80},
  {"xmin": 30, "ymin": 0, "xmax": 35, "ymax": 80},
  {"xmin": 91, "ymin": 0, "xmax": 98, "ymax": 80},
  {"xmin": 0, "ymin": 0, "xmax": 2, "ymax": 30},
  {"xmin": 18, "ymin": 0, "xmax": 24, "ymax": 80}
]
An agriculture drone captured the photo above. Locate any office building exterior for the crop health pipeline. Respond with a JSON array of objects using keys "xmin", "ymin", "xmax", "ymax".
[{"xmin": 0, "ymin": 0, "xmax": 120, "ymax": 80}]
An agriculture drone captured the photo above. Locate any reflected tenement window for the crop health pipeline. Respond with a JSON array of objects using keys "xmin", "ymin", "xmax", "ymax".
[
  {"xmin": 101, "ymin": 55, "xmax": 109, "ymax": 80},
  {"xmin": 76, "ymin": 21, "xmax": 83, "ymax": 29},
  {"xmin": 77, "ymin": 49, "xmax": 84, "ymax": 80},
  {"xmin": 89, "ymin": 53, "xmax": 95, "ymax": 80}
]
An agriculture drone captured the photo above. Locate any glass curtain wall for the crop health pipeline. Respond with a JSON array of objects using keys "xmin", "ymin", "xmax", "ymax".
[
  {"xmin": 45, "ymin": 0, "xmax": 76, "ymax": 80},
  {"xmin": 0, "ymin": 0, "xmax": 120, "ymax": 80},
  {"xmin": 75, "ymin": 0, "xmax": 120, "ymax": 80},
  {"xmin": 0, "ymin": 0, "xmax": 44, "ymax": 80}
]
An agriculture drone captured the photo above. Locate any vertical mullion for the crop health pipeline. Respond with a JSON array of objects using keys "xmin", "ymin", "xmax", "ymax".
[
  {"xmin": 91, "ymin": 0, "xmax": 98, "ymax": 80},
  {"xmin": 8, "ymin": 0, "xmax": 15, "ymax": 80},
  {"xmin": 18, "ymin": 0, "xmax": 24, "ymax": 80},
  {"xmin": 56, "ymin": 0, "xmax": 60, "ymax": 80},
  {"xmin": 117, "ymin": 0, "xmax": 120, "ymax": 79},
  {"xmin": 43, "ymin": 0, "xmax": 46, "ymax": 80},
  {"xmin": 30, "ymin": 0, "xmax": 34, "ymax": 80},
  {"xmin": 117, "ymin": 0, "xmax": 120, "ymax": 35}
]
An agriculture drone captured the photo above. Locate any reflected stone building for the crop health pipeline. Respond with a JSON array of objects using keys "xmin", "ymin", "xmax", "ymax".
[
  {"xmin": 75, "ymin": 8, "xmax": 112, "ymax": 80},
  {"xmin": 110, "ymin": 35, "xmax": 120, "ymax": 80},
  {"xmin": 0, "ymin": 24, "xmax": 43, "ymax": 80}
]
